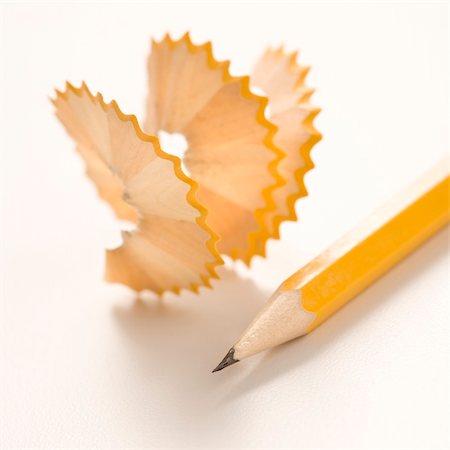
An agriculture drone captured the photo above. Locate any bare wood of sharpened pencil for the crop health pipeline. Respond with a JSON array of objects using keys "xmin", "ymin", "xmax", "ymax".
[{"xmin": 213, "ymin": 160, "xmax": 450, "ymax": 372}]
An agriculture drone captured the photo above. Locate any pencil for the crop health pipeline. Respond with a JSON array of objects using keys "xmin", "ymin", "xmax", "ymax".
[{"xmin": 213, "ymin": 160, "xmax": 450, "ymax": 372}]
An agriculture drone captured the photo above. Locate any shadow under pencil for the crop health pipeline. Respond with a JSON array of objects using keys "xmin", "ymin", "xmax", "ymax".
[{"xmin": 219, "ymin": 226, "xmax": 449, "ymax": 403}]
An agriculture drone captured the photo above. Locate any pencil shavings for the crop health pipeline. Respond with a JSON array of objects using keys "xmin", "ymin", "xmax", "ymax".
[{"xmin": 52, "ymin": 32, "xmax": 321, "ymax": 295}]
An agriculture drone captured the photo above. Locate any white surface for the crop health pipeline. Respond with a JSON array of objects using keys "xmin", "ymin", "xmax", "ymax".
[{"xmin": 1, "ymin": 3, "xmax": 449, "ymax": 449}]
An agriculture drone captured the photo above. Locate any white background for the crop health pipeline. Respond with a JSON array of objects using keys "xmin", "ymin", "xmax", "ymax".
[{"xmin": 1, "ymin": 2, "xmax": 449, "ymax": 449}]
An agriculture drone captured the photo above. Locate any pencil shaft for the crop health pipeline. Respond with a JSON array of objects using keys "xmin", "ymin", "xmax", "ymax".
[{"xmin": 284, "ymin": 163, "xmax": 450, "ymax": 332}]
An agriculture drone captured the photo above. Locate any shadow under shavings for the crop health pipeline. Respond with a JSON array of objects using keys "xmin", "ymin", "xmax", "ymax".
[{"xmin": 111, "ymin": 267, "xmax": 271, "ymax": 406}]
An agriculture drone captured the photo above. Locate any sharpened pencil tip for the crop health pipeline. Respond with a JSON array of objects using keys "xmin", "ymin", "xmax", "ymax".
[{"xmin": 212, "ymin": 347, "xmax": 239, "ymax": 373}]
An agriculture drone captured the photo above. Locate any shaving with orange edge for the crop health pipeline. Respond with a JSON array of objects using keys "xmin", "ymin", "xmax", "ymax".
[{"xmin": 52, "ymin": 32, "xmax": 321, "ymax": 295}]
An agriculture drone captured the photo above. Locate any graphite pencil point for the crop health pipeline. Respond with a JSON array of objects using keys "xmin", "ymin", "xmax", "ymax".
[{"xmin": 212, "ymin": 348, "xmax": 239, "ymax": 373}]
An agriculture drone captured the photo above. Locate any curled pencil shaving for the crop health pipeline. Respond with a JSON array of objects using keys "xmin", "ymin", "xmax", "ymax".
[
  {"xmin": 251, "ymin": 47, "xmax": 322, "ymax": 240},
  {"xmin": 145, "ymin": 33, "xmax": 285, "ymax": 263},
  {"xmin": 52, "ymin": 32, "xmax": 321, "ymax": 295},
  {"xmin": 52, "ymin": 83, "xmax": 222, "ymax": 295}
]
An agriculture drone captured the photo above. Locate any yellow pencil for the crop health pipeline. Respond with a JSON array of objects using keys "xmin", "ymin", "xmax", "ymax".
[{"xmin": 213, "ymin": 160, "xmax": 450, "ymax": 372}]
